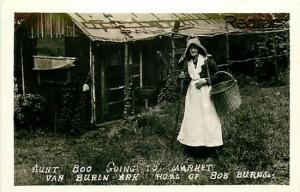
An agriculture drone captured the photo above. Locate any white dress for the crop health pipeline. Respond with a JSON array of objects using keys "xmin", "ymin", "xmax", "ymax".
[{"xmin": 177, "ymin": 55, "xmax": 223, "ymax": 147}]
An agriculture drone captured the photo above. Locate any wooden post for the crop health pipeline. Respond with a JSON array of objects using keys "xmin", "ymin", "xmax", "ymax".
[
  {"xmin": 272, "ymin": 33, "xmax": 279, "ymax": 80},
  {"xmin": 20, "ymin": 40, "xmax": 25, "ymax": 96},
  {"xmin": 41, "ymin": 13, "xmax": 44, "ymax": 38},
  {"xmin": 72, "ymin": 23, "xmax": 75, "ymax": 37},
  {"xmin": 55, "ymin": 14, "xmax": 58, "ymax": 38},
  {"xmin": 36, "ymin": 15, "xmax": 39, "ymax": 38},
  {"xmin": 171, "ymin": 34, "xmax": 175, "ymax": 70},
  {"xmin": 57, "ymin": 14, "xmax": 61, "ymax": 37},
  {"xmin": 31, "ymin": 25, "xmax": 34, "ymax": 38},
  {"xmin": 124, "ymin": 43, "xmax": 130, "ymax": 118},
  {"xmin": 225, "ymin": 21, "xmax": 230, "ymax": 72},
  {"xmin": 90, "ymin": 41, "xmax": 96, "ymax": 123},
  {"xmin": 50, "ymin": 13, "xmax": 53, "ymax": 38},
  {"xmin": 100, "ymin": 46, "xmax": 106, "ymax": 122},
  {"xmin": 125, "ymin": 43, "xmax": 129, "ymax": 88},
  {"xmin": 61, "ymin": 15, "xmax": 65, "ymax": 36},
  {"xmin": 139, "ymin": 48, "xmax": 143, "ymax": 88},
  {"xmin": 128, "ymin": 51, "xmax": 135, "ymax": 114}
]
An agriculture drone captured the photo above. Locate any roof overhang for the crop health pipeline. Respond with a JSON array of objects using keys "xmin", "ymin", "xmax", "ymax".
[
  {"xmin": 33, "ymin": 56, "xmax": 76, "ymax": 70},
  {"xmin": 68, "ymin": 13, "xmax": 236, "ymax": 42}
]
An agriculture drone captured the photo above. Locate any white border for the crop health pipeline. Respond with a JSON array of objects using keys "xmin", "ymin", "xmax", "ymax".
[{"xmin": 1, "ymin": 0, "xmax": 300, "ymax": 192}]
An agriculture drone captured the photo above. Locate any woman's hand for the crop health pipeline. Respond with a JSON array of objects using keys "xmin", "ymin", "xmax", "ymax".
[
  {"xmin": 195, "ymin": 79, "xmax": 207, "ymax": 89},
  {"xmin": 178, "ymin": 71, "xmax": 186, "ymax": 79}
]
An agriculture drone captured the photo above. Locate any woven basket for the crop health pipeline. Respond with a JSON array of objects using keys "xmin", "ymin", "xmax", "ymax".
[{"xmin": 211, "ymin": 71, "xmax": 242, "ymax": 115}]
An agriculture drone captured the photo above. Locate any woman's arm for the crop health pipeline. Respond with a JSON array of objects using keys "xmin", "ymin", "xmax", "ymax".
[
  {"xmin": 195, "ymin": 78, "xmax": 208, "ymax": 89},
  {"xmin": 207, "ymin": 56, "xmax": 219, "ymax": 85},
  {"xmin": 177, "ymin": 60, "xmax": 191, "ymax": 95}
]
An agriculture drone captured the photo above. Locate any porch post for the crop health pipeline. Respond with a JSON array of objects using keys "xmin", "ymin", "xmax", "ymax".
[
  {"xmin": 89, "ymin": 40, "xmax": 96, "ymax": 123},
  {"xmin": 124, "ymin": 43, "xmax": 129, "ymax": 88},
  {"xmin": 225, "ymin": 20, "xmax": 231, "ymax": 72},
  {"xmin": 171, "ymin": 34, "xmax": 175, "ymax": 70},
  {"xmin": 139, "ymin": 48, "xmax": 143, "ymax": 88},
  {"xmin": 124, "ymin": 43, "xmax": 131, "ymax": 118}
]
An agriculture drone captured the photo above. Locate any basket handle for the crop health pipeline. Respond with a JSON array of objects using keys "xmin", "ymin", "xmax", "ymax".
[{"xmin": 213, "ymin": 71, "xmax": 236, "ymax": 81}]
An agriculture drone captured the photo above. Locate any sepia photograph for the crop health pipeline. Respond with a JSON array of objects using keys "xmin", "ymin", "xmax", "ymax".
[
  {"xmin": 12, "ymin": 12, "xmax": 290, "ymax": 185},
  {"xmin": 3, "ymin": 1, "xmax": 300, "ymax": 192}
]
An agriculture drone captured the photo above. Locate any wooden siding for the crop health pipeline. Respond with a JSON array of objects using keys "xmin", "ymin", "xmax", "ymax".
[{"xmin": 24, "ymin": 13, "xmax": 78, "ymax": 38}]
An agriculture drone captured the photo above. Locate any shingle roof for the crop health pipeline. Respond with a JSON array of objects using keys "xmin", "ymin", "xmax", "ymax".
[{"xmin": 68, "ymin": 13, "xmax": 236, "ymax": 42}]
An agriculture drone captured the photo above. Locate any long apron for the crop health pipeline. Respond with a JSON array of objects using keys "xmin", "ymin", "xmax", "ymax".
[{"xmin": 177, "ymin": 55, "xmax": 223, "ymax": 147}]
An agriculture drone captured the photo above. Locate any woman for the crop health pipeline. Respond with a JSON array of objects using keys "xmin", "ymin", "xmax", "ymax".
[{"xmin": 177, "ymin": 37, "xmax": 222, "ymax": 158}]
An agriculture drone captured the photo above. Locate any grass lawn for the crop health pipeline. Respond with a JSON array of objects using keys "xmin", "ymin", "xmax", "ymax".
[{"xmin": 14, "ymin": 85, "xmax": 289, "ymax": 185}]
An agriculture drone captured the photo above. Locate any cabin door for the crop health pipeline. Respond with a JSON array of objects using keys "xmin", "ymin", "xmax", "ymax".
[{"xmin": 103, "ymin": 44, "xmax": 125, "ymax": 121}]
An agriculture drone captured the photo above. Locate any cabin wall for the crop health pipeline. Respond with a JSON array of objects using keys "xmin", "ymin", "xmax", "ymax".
[
  {"xmin": 14, "ymin": 36, "xmax": 38, "ymax": 94},
  {"xmin": 22, "ymin": 13, "xmax": 77, "ymax": 38},
  {"xmin": 93, "ymin": 44, "xmax": 106, "ymax": 123},
  {"xmin": 15, "ymin": 13, "xmax": 91, "ymax": 129},
  {"xmin": 65, "ymin": 35, "xmax": 91, "ymax": 77},
  {"xmin": 15, "ymin": 13, "xmax": 83, "ymax": 94}
]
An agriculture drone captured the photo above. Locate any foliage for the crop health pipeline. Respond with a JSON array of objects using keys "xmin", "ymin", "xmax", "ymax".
[
  {"xmin": 14, "ymin": 93, "xmax": 46, "ymax": 130},
  {"xmin": 230, "ymin": 28, "xmax": 289, "ymax": 83},
  {"xmin": 56, "ymin": 81, "xmax": 86, "ymax": 134},
  {"xmin": 157, "ymin": 71, "xmax": 179, "ymax": 104},
  {"xmin": 124, "ymin": 84, "xmax": 134, "ymax": 118},
  {"xmin": 152, "ymin": 49, "xmax": 179, "ymax": 104},
  {"xmin": 276, "ymin": 67, "xmax": 289, "ymax": 85},
  {"xmin": 235, "ymin": 66, "xmax": 289, "ymax": 88},
  {"xmin": 254, "ymin": 32, "xmax": 289, "ymax": 81}
]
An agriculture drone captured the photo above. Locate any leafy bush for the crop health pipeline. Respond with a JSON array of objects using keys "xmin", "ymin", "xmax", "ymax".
[
  {"xmin": 14, "ymin": 94, "xmax": 46, "ymax": 130},
  {"xmin": 235, "ymin": 66, "xmax": 289, "ymax": 88},
  {"xmin": 157, "ymin": 72, "xmax": 179, "ymax": 103},
  {"xmin": 273, "ymin": 67, "xmax": 289, "ymax": 86},
  {"xmin": 56, "ymin": 81, "xmax": 86, "ymax": 134}
]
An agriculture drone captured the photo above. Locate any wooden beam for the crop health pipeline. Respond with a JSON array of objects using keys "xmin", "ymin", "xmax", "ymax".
[
  {"xmin": 41, "ymin": 13, "xmax": 44, "ymax": 38},
  {"xmin": 107, "ymin": 99, "xmax": 125, "ymax": 106},
  {"xmin": 90, "ymin": 41, "xmax": 96, "ymax": 123},
  {"xmin": 124, "ymin": 43, "xmax": 129, "ymax": 88},
  {"xmin": 171, "ymin": 35, "xmax": 175, "ymax": 70},
  {"xmin": 61, "ymin": 15, "xmax": 65, "ymax": 36},
  {"xmin": 100, "ymin": 46, "xmax": 106, "ymax": 122},
  {"xmin": 139, "ymin": 48, "xmax": 143, "ymax": 88},
  {"xmin": 50, "ymin": 13, "xmax": 53, "ymax": 38},
  {"xmin": 108, "ymin": 85, "xmax": 125, "ymax": 91},
  {"xmin": 225, "ymin": 21, "xmax": 231, "ymax": 72},
  {"xmin": 72, "ymin": 23, "xmax": 75, "ymax": 37}
]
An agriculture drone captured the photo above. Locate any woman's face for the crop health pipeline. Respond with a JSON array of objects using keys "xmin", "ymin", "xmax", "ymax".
[{"xmin": 189, "ymin": 45, "xmax": 199, "ymax": 58}]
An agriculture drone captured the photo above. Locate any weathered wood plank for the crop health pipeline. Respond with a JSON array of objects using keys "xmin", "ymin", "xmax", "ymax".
[
  {"xmin": 108, "ymin": 85, "xmax": 125, "ymax": 91},
  {"xmin": 139, "ymin": 49, "xmax": 143, "ymax": 88}
]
